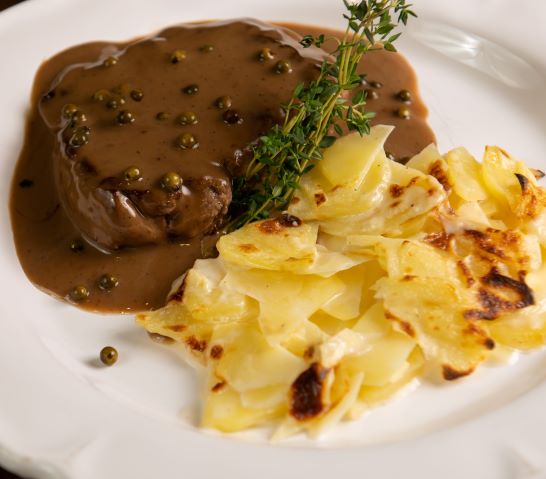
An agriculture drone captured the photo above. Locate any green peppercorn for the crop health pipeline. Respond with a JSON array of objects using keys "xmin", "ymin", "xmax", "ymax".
[
  {"xmin": 98, "ymin": 274, "xmax": 119, "ymax": 291},
  {"xmin": 156, "ymin": 112, "xmax": 170, "ymax": 121},
  {"xmin": 397, "ymin": 106, "xmax": 411, "ymax": 119},
  {"xmin": 70, "ymin": 111, "xmax": 87, "ymax": 127},
  {"xmin": 62, "ymin": 104, "xmax": 79, "ymax": 119},
  {"xmin": 177, "ymin": 111, "xmax": 198, "ymax": 125},
  {"xmin": 103, "ymin": 56, "xmax": 118, "ymax": 67},
  {"xmin": 68, "ymin": 126, "xmax": 91, "ymax": 148},
  {"xmin": 222, "ymin": 109, "xmax": 243, "ymax": 125},
  {"xmin": 170, "ymin": 50, "xmax": 187, "ymax": 63},
  {"xmin": 177, "ymin": 132, "xmax": 198, "ymax": 149},
  {"xmin": 274, "ymin": 60, "xmax": 292, "ymax": 74},
  {"xmin": 116, "ymin": 110, "xmax": 135, "ymax": 125},
  {"xmin": 130, "ymin": 89, "xmax": 144, "ymax": 102},
  {"xmin": 124, "ymin": 166, "xmax": 141, "ymax": 181},
  {"xmin": 258, "ymin": 48, "xmax": 275, "ymax": 62},
  {"xmin": 200, "ymin": 44, "xmax": 214, "ymax": 53},
  {"xmin": 70, "ymin": 239, "xmax": 84, "ymax": 253},
  {"xmin": 93, "ymin": 89, "xmax": 110, "ymax": 102},
  {"xmin": 397, "ymin": 89, "xmax": 411, "ymax": 102},
  {"xmin": 370, "ymin": 80, "xmax": 383, "ymax": 89},
  {"xmin": 215, "ymin": 95, "xmax": 232, "ymax": 109},
  {"xmin": 160, "ymin": 172, "xmax": 182, "ymax": 192},
  {"xmin": 73, "ymin": 110, "xmax": 87, "ymax": 121},
  {"xmin": 107, "ymin": 97, "xmax": 126, "ymax": 110},
  {"xmin": 68, "ymin": 285, "xmax": 89, "ymax": 302},
  {"xmin": 365, "ymin": 89, "xmax": 379, "ymax": 100},
  {"xmin": 182, "ymin": 84, "xmax": 199, "ymax": 95},
  {"xmin": 100, "ymin": 346, "xmax": 118, "ymax": 366}
]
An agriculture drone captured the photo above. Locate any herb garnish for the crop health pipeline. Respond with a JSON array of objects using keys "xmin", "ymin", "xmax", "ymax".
[{"xmin": 227, "ymin": 0, "xmax": 416, "ymax": 231}]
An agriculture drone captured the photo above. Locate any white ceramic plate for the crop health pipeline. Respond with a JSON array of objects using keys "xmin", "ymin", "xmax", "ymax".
[{"xmin": 1, "ymin": 0, "xmax": 546, "ymax": 477}]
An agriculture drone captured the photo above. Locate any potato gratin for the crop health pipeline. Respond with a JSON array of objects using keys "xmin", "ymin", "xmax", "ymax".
[{"xmin": 138, "ymin": 126, "xmax": 546, "ymax": 438}]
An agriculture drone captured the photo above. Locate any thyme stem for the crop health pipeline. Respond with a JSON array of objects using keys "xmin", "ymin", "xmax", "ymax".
[{"xmin": 227, "ymin": 0, "xmax": 416, "ymax": 232}]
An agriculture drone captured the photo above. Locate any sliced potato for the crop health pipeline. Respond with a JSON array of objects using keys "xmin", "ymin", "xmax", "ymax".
[
  {"xmin": 482, "ymin": 264, "xmax": 546, "ymax": 349},
  {"xmin": 352, "ymin": 347, "xmax": 424, "ymax": 414},
  {"xmin": 317, "ymin": 126, "xmax": 393, "ymax": 188},
  {"xmin": 375, "ymin": 276, "xmax": 493, "ymax": 379},
  {"xmin": 217, "ymin": 218, "xmax": 318, "ymax": 272},
  {"xmin": 318, "ymin": 161, "xmax": 445, "ymax": 237},
  {"xmin": 225, "ymin": 268, "xmax": 345, "ymax": 340},
  {"xmin": 321, "ymin": 264, "xmax": 369, "ymax": 320},
  {"xmin": 290, "ymin": 151, "xmax": 392, "ymax": 220},
  {"xmin": 202, "ymin": 382, "xmax": 285, "ymax": 432},
  {"xmin": 445, "ymin": 147, "xmax": 488, "ymax": 202},
  {"xmin": 137, "ymin": 134, "xmax": 546, "ymax": 440},
  {"xmin": 405, "ymin": 143, "xmax": 442, "ymax": 173},
  {"xmin": 213, "ymin": 323, "xmax": 306, "ymax": 392}
]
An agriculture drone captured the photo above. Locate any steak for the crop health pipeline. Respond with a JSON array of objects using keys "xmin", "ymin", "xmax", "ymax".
[{"xmin": 39, "ymin": 19, "xmax": 326, "ymax": 250}]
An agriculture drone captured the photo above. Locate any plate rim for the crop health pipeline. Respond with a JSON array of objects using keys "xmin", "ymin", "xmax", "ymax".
[{"xmin": 1, "ymin": 0, "xmax": 546, "ymax": 477}]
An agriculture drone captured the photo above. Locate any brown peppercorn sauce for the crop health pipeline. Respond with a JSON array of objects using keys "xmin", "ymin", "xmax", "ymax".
[{"xmin": 10, "ymin": 19, "xmax": 434, "ymax": 313}]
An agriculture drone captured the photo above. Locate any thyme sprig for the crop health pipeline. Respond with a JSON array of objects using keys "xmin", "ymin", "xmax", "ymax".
[{"xmin": 227, "ymin": 0, "xmax": 416, "ymax": 231}]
